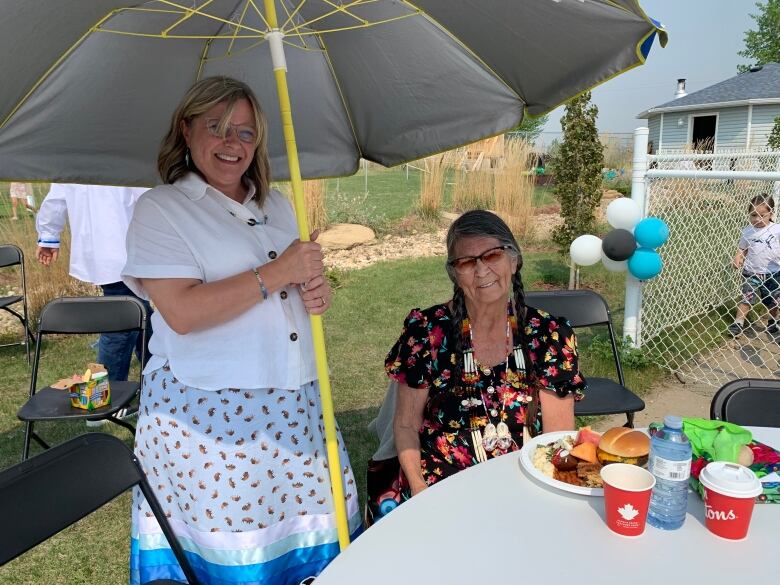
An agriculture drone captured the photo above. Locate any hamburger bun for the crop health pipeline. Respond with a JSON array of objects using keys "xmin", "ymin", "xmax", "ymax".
[{"xmin": 597, "ymin": 427, "xmax": 650, "ymax": 466}]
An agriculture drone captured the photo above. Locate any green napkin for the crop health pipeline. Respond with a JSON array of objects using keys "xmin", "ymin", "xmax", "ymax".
[{"xmin": 681, "ymin": 418, "xmax": 752, "ymax": 462}]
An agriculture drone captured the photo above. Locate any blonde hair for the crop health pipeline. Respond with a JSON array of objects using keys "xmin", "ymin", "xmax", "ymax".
[{"xmin": 158, "ymin": 76, "xmax": 271, "ymax": 204}]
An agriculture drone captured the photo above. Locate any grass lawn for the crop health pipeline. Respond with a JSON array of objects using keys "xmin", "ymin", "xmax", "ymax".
[
  {"xmin": 0, "ymin": 247, "xmax": 662, "ymax": 584},
  {"xmin": 321, "ymin": 166, "xmax": 557, "ymax": 232}
]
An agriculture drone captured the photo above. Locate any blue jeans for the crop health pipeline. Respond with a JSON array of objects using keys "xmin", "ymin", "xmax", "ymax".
[{"xmin": 98, "ymin": 281, "xmax": 153, "ymax": 381}]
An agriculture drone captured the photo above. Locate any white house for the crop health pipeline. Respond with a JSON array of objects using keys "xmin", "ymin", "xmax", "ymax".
[{"xmin": 637, "ymin": 62, "xmax": 780, "ymax": 152}]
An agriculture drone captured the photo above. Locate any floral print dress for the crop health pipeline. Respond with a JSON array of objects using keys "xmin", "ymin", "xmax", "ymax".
[{"xmin": 385, "ymin": 303, "xmax": 586, "ymax": 494}]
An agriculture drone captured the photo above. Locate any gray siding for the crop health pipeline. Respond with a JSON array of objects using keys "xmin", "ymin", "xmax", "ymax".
[
  {"xmin": 648, "ymin": 116, "xmax": 660, "ymax": 152},
  {"xmin": 715, "ymin": 106, "xmax": 749, "ymax": 148},
  {"xmin": 750, "ymin": 104, "xmax": 780, "ymax": 148},
  {"xmin": 659, "ymin": 112, "xmax": 688, "ymax": 150}
]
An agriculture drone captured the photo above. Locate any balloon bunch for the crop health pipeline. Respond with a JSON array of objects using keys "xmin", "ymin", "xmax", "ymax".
[{"xmin": 569, "ymin": 198, "xmax": 669, "ymax": 280}]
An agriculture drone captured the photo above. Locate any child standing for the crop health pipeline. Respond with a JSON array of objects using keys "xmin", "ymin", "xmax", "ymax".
[
  {"xmin": 8, "ymin": 182, "xmax": 37, "ymax": 219},
  {"xmin": 730, "ymin": 194, "xmax": 780, "ymax": 336}
]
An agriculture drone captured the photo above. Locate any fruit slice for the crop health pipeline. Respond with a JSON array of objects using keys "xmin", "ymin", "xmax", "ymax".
[
  {"xmin": 574, "ymin": 426, "xmax": 602, "ymax": 447},
  {"xmin": 570, "ymin": 442, "xmax": 599, "ymax": 464}
]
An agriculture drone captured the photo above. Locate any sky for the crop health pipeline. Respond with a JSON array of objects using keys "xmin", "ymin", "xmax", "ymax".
[{"xmin": 538, "ymin": 0, "xmax": 757, "ymax": 148}]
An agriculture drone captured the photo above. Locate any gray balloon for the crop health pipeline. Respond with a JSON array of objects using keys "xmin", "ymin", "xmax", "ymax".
[{"xmin": 602, "ymin": 229, "xmax": 637, "ymax": 261}]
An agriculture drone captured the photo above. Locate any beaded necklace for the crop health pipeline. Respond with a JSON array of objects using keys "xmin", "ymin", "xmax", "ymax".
[{"xmin": 461, "ymin": 300, "xmax": 526, "ymax": 462}]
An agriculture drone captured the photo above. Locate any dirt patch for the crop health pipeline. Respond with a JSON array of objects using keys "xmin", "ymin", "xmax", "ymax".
[{"xmin": 325, "ymin": 228, "xmax": 448, "ymax": 272}]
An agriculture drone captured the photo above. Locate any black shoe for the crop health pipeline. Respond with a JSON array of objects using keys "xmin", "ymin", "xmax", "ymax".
[
  {"xmin": 727, "ymin": 322, "xmax": 743, "ymax": 337},
  {"xmin": 767, "ymin": 320, "xmax": 779, "ymax": 335}
]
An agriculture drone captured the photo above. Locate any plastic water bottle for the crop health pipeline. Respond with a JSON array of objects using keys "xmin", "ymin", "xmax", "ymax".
[{"xmin": 647, "ymin": 415, "xmax": 691, "ymax": 530}]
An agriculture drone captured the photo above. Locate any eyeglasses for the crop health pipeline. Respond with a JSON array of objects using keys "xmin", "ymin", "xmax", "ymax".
[
  {"xmin": 448, "ymin": 245, "xmax": 513, "ymax": 274},
  {"xmin": 205, "ymin": 118, "xmax": 257, "ymax": 144}
]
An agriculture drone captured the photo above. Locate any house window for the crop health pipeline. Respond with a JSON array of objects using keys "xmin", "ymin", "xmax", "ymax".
[{"xmin": 691, "ymin": 115, "xmax": 716, "ymax": 151}]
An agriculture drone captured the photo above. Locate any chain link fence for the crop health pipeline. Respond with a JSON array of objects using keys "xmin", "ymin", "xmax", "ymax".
[{"xmin": 638, "ymin": 149, "xmax": 780, "ymax": 387}]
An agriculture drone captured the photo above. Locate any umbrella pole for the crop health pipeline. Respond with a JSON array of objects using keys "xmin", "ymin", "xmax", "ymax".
[{"xmin": 264, "ymin": 2, "xmax": 351, "ymax": 552}]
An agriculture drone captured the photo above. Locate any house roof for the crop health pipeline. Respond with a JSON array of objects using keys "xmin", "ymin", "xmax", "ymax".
[{"xmin": 637, "ymin": 62, "xmax": 780, "ymax": 118}]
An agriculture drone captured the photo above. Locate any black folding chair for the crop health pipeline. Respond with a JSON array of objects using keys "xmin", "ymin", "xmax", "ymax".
[
  {"xmin": 0, "ymin": 244, "xmax": 33, "ymax": 363},
  {"xmin": 525, "ymin": 290, "xmax": 645, "ymax": 427},
  {"xmin": 0, "ymin": 433, "xmax": 200, "ymax": 584},
  {"xmin": 18, "ymin": 296, "xmax": 146, "ymax": 460},
  {"xmin": 710, "ymin": 378, "xmax": 780, "ymax": 427}
]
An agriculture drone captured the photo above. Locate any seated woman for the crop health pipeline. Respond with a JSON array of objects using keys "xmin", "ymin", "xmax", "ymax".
[{"xmin": 383, "ymin": 210, "xmax": 586, "ymax": 507}]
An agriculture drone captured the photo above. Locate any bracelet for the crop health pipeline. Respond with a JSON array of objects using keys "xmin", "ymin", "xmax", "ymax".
[{"xmin": 252, "ymin": 268, "xmax": 269, "ymax": 300}]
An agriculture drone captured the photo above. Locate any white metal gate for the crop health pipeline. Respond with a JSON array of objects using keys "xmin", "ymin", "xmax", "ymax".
[{"xmin": 624, "ymin": 128, "xmax": 780, "ymax": 386}]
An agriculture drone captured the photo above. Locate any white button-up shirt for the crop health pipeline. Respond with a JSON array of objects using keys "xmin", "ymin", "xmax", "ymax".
[
  {"xmin": 122, "ymin": 172, "xmax": 317, "ymax": 391},
  {"xmin": 36, "ymin": 184, "xmax": 148, "ymax": 285}
]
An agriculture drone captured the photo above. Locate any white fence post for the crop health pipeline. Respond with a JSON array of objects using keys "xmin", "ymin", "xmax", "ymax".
[{"xmin": 623, "ymin": 127, "xmax": 649, "ymax": 347}]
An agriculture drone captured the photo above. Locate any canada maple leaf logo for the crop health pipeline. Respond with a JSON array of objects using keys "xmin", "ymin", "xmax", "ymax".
[{"xmin": 618, "ymin": 503, "xmax": 639, "ymax": 521}]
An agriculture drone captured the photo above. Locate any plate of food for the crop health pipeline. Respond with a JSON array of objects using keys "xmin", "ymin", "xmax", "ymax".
[{"xmin": 518, "ymin": 427, "xmax": 650, "ymax": 496}]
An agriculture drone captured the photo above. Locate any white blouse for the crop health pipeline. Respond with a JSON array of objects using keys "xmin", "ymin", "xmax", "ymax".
[{"xmin": 122, "ymin": 172, "xmax": 317, "ymax": 391}]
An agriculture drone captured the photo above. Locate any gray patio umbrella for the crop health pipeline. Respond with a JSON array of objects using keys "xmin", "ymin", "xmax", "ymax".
[
  {"xmin": 0, "ymin": 0, "xmax": 665, "ymax": 185},
  {"xmin": 0, "ymin": 0, "xmax": 666, "ymax": 550}
]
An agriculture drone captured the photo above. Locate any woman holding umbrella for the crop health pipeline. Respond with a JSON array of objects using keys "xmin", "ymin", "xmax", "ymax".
[
  {"xmin": 373, "ymin": 210, "xmax": 586, "ymax": 518},
  {"xmin": 122, "ymin": 76, "xmax": 360, "ymax": 585}
]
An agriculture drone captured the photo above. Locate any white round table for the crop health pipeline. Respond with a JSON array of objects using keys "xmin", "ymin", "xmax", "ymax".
[{"xmin": 317, "ymin": 427, "xmax": 779, "ymax": 585}]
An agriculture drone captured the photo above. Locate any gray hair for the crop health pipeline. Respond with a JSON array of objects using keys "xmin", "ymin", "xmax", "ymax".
[{"xmin": 445, "ymin": 209, "xmax": 521, "ymax": 283}]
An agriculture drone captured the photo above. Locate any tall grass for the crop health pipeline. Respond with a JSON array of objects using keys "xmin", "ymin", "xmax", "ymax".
[
  {"xmin": 493, "ymin": 139, "xmax": 536, "ymax": 242},
  {"xmin": 416, "ymin": 155, "xmax": 447, "ymax": 220},
  {"xmin": 600, "ymin": 133, "xmax": 632, "ymax": 171},
  {"xmin": 303, "ymin": 179, "xmax": 327, "ymax": 232},
  {"xmin": 0, "ymin": 188, "xmax": 97, "ymax": 329},
  {"xmin": 452, "ymin": 157, "xmax": 494, "ymax": 212}
]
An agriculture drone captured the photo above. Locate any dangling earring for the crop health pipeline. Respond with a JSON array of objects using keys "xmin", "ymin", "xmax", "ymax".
[{"xmin": 185, "ymin": 148, "xmax": 191, "ymax": 168}]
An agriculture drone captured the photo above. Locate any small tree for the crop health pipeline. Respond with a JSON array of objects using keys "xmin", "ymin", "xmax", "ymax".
[
  {"xmin": 509, "ymin": 113, "xmax": 549, "ymax": 145},
  {"xmin": 737, "ymin": 0, "xmax": 780, "ymax": 72},
  {"xmin": 551, "ymin": 92, "xmax": 604, "ymax": 289},
  {"xmin": 768, "ymin": 116, "xmax": 780, "ymax": 151},
  {"xmin": 769, "ymin": 117, "xmax": 780, "ymax": 199}
]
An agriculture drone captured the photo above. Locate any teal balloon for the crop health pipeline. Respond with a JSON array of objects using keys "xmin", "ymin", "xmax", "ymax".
[
  {"xmin": 628, "ymin": 247, "xmax": 663, "ymax": 280},
  {"xmin": 634, "ymin": 217, "xmax": 669, "ymax": 249}
]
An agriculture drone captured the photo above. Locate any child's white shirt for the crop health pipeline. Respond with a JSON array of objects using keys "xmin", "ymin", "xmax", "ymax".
[{"xmin": 739, "ymin": 222, "xmax": 780, "ymax": 274}]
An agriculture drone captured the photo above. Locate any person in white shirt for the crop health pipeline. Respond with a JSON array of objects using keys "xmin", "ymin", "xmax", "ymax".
[
  {"xmin": 730, "ymin": 194, "xmax": 780, "ymax": 337},
  {"xmin": 8, "ymin": 182, "xmax": 36, "ymax": 219},
  {"xmin": 35, "ymin": 183, "xmax": 152, "ymax": 381},
  {"xmin": 122, "ymin": 76, "xmax": 359, "ymax": 585}
]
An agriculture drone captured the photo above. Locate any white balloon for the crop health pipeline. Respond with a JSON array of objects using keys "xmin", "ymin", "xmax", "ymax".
[
  {"xmin": 606, "ymin": 197, "xmax": 642, "ymax": 230},
  {"xmin": 601, "ymin": 251, "xmax": 628, "ymax": 272},
  {"xmin": 570, "ymin": 234, "xmax": 602, "ymax": 266}
]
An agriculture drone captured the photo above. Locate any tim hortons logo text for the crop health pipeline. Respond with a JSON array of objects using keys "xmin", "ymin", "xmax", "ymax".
[{"xmin": 704, "ymin": 504, "xmax": 737, "ymax": 521}]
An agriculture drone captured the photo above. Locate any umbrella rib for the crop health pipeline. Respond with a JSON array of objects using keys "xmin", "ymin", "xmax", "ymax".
[
  {"xmin": 196, "ymin": 38, "xmax": 214, "ymax": 80},
  {"xmin": 245, "ymin": 0, "xmax": 272, "ymax": 29},
  {"xmin": 278, "ymin": 0, "xmax": 312, "ymax": 50},
  {"xmin": 227, "ymin": 1, "xmax": 254, "ymax": 55},
  {"xmin": 319, "ymin": 0, "xmax": 369, "ymax": 25},
  {"xmin": 0, "ymin": 10, "xmax": 117, "ymax": 130},
  {"xmin": 398, "ymin": 0, "xmax": 525, "ymax": 105},
  {"xmin": 318, "ymin": 34, "xmax": 364, "ymax": 160},
  {"xmin": 286, "ymin": 13, "xmax": 418, "ymax": 37},
  {"xmin": 162, "ymin": 0, "xmax": 218, "ymax": 36},
  {"xmin": 156, "ymin": 0, "xmax": 266, "ymax": 35},
  {"xmin": 292, "ymin": 0, "xmax": 371, "ymax": 30},
  {"xmin": 280, "ymin": 0, "xmax": 307, "ymax": 31}
]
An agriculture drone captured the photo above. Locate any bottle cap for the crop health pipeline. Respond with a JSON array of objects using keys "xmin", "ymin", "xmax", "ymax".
[{"xmin": 664, "ymin": 415, "xmax": 683, "ymax": 429}]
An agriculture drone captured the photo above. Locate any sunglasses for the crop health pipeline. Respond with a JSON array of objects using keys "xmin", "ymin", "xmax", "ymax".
[
  {"xmin": 448, "ymin": 245, "xmax": 513, "ymax": 274},
  {"xmin": 205, "ymin": 118, "xmax": 257, "ymax": 144}
]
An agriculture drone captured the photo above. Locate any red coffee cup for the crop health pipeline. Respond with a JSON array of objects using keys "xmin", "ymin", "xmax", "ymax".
[
  {"xmin": 698, "ymin": 462, "xmax": 762, "ymax": 540},
  {"xmin": 600, "ymin": 463, "xmax": 656, "ymax": 537}
]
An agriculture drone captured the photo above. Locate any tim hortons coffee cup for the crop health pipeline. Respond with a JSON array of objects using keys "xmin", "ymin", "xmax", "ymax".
[
  {"xmin": 600, "ymin": 463, "xmax": 656, "ymax": 537},
  {"xmin": 698, "ymin": 462, "xmax": 762, "ymax": 540}
]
